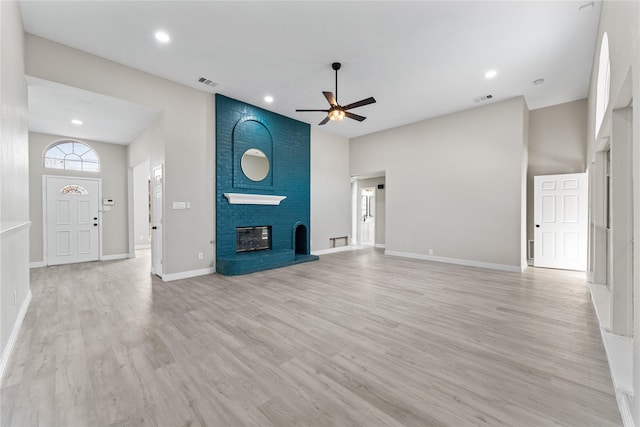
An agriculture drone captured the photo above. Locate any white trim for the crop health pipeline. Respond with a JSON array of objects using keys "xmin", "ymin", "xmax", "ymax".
[
  {"xmin": 384, "ymin": 250, "xmax": 524, "ymax": 272},
  {"xmin": 101, "ymin": 253, "xmax": 129, "ymax": 261},
  {"xmin": 135, "ymin": 244, "xmax": 151, "ymax": 249},
  {"xmin": 588, "ymin": 283, "xmax": 636, "ymax": 427},
  {"xmin": 30, "ymin": 261, "xmax": 45, "ymax": 269},
  {"xmin": 162, "ymin": 267, "xmax": 215, "ymax": 282},
  {"xmin": 0, "ymin": 221, "xmax": 31, "ymax": 235},
  {"xmin": 0, "ymin": 290, "xmax": 32, "ymax": 385},
  {"xmin": 374, "ymin": 243, "xmax": 386, "ymax": 249},
  {"xmin": 223, "ymin": 193, "xmax": 286, "ymax": 205},
  {"xmin": 311, "ymin": 245, "xmax": 364, "ymax": 256}
]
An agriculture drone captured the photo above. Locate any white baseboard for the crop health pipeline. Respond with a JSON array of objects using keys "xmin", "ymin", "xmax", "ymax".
[
  {"xmin": 0, "ymin": 290, "xmax": 32, "ymax": 385},
  {"xmin": 101, "ymin": 253, "xmax": 129, "ymax": 261},
  {"xmin": 588, "ymin": 283, "xmax": 636, "ymax": 427},
  {"xmin": 312, "ymin": 245, "xmax": 362, "ymax": 256},
  {"xmin": 162, "ymin": 267, "xmax": 215, "ymax": 282},
  {"xmin": 29, "ymin": 261, "xmax": 45, "ymax": 269},
  {"xmin": 384, "ymin": 250, "xmax": 524, "ymax": 272},
  {"xmin": 374, "ymin": 243, "xmax": 386, "ymax": 249}
]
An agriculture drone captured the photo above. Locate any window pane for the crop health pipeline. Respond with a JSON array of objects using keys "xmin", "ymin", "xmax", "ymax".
[
  {"xmin": 81, "ymin": 150, "xmax": 98, "ymax": 162},
  {"xmin": 83, "ymin": 162, "xmax": 100, "ymax": 172},
  {"xmin": 64, "ymin": 159, "xmax": 83, "ymax": 171},
  {"xmin": 44, "ymin": 158, "xmax": 64, "ymax": 169},
  {"xmin": 45, "ymin": 148, "xmax": 65, "ymax": 159},
  {"xmin": 44, "ymin": 140, "xmax": 100, "ymax": 172}
]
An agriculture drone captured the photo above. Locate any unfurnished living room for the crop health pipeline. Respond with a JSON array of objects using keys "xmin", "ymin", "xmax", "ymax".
[{"xmin": 1, "ymin": 1, "xmax": 639, "ymax": 426}]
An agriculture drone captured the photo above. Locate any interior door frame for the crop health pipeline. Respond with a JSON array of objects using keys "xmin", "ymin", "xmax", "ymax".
[
  {"xmin": 42, "ymin": 174, "xmax": 103, "ymax": 266},
  {"xmin": 151, "ymin": 164, "xmax": 164, "ymax": 277}
]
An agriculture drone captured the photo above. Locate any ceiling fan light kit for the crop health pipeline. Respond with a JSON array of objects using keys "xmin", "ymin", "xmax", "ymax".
[{"xmin": 296, "ymin": 62, "xmax": 376, "ymax": 125}]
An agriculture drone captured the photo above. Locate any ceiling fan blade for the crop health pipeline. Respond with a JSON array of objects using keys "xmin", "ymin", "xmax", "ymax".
[
  {"xmin": 323, "ymin": 91, "xmax": 337, "ymax": 106},
  {"xmin": 342, "ymin": 97, "xmax": 376, "ymax": 111},
  {"xmin": 319, "ymin": 116, "xmax": 330, "ymax": 125},
  {"xmin": 345, "ymin": 111, "xmax": 366, "ymax": 122},
  {"xmin": 296, "ymin": 109, "xmax": 329, "ymax": 112}
]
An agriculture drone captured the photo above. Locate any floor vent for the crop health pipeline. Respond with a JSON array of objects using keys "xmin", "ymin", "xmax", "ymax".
[{"xmin": 197, "ymin": 77, "xmax": 218, "ymax": 87}]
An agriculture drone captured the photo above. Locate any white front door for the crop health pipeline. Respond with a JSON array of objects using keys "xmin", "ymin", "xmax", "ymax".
[
  {"xmin": 151, "ymin": 165, "xmax": 163, "ymax": 277},
  {"xmin": 45, "ymin": 176, "xmax": 100, "ymax": 266},
  {"xmin": 534, "ymin": 173, "xmax": 588, "ymax": 271}
]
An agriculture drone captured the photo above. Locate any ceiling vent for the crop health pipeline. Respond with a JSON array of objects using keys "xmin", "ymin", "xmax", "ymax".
[
  {"xmin": 197, "ymin": 77, "xmax": 218, "ymax": 88},
  {"xmin": 473, "ymin": 94, "xmax": 493, "ymax": 103}
]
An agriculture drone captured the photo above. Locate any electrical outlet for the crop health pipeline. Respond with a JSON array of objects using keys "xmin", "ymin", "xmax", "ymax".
[
  {"xmin": 429, "ymin": 249, "xmax": 434, "ymax": 255},
  {"xmin": 198, "ymin": 252, "xmax": 204, "ymax": 260}
]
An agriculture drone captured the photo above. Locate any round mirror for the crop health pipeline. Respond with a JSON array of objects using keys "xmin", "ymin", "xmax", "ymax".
[{"xmin": 241, "ymin": 148, "xmax": 269, "ymax": 181}]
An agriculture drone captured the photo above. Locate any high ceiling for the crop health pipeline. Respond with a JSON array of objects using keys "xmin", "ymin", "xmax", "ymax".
[{"xmin": 20, "ymin": 1, "xmax": 601, "ymax": 142}]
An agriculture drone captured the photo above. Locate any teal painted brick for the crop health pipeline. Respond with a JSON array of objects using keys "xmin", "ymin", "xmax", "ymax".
[{"xmin": 215, "ymin": 94, "xmax": 317, "ymax": 275}]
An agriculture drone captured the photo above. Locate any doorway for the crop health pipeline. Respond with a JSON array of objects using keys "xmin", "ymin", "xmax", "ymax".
[
  {"xmin": 359, "ymin": 187, "xmax": 376, "ymax": 246},
  {"xmin": 533, "ymin": 172, "xmax": 588, "ymax": 270},
  {"xmin": 44, "ymin": 176, "xmax": 101, "ymax": 265},
  {"xmin": 151, "ymin": 165, "xmax": 163, "ymax": 277}
]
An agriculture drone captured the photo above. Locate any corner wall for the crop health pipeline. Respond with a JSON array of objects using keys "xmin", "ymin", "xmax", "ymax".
[
  {"xmin": 350, "ymin": 97, "xmax": 528, "ymax": 271},
  {"xmin": 26, "ymin": 34, "xmax": 214, "ymax": 278},
  {"xmin": 0, "ymin": 0, "xmax": 31, "ymax": 379}
]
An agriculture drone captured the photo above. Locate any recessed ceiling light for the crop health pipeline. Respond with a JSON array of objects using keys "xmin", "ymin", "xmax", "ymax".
[
  {"xmin": 264, "ymin": 95, "xmax": 274, "ymax": 103},
  {"xmin": 71, "ymin": 119, "xmax": 83, "ymax": 125},
  {"xmin": 485, "ymin": 70, "xmax": 497, "ymax": 79},
  {"xmin": 533, "ymin": 78, "xmax": 545, "ymax": 86},
  {"xmin": 154, "ymin": 31, "xmax": 170, "ymax": 43}
]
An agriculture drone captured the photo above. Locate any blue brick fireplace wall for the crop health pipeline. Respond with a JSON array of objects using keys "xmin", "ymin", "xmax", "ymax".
[{"xmin": 216, "ymin": 94, "xmax": 318, "ymax": 275}]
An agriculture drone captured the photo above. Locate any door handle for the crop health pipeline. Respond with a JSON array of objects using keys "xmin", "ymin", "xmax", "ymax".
[
  {"xmin": 152, "ymin": 226, "xmax": 158, "ymax": 230},
  {"xmin": 93, "ymin": 223, "xmax": 98, "ymax": 227},
  {"xmin": 93, "ymin": 217, "xmax": 98, "ymax": 220},
  {"xmin": 536, "ymin": 224, "xmax": 540, "ymax": 228}
]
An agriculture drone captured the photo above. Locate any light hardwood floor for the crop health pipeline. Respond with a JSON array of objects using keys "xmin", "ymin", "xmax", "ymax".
[{"xmin": 1, "ymin": 248, "xmax": 621, "ymax": 426}]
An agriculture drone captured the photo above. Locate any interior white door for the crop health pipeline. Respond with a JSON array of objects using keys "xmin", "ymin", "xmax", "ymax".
[
  {"xmin": 151, "ymin": 165, "xmax": 163, "ymax": 277},
  {"xmin": 46, "ymin": 176, "xmax": 100, "ymax": 265},
  {"xmin": 534, "ymin": 173, "xmax": 588, "ymax": 271},
  {"xmin": 359, "ymin": 187, "xmax": 375, "ymax": 246}
]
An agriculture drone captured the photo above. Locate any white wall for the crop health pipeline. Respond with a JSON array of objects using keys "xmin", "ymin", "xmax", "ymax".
[
  {"xmin": 26, "ymin": 34, "xmax": 215, "ymax": 277},
  {"xmin": 585, "ymin": 1, "xmax": 640, "ymax": 424},
  {"xmin": 310, "ymin": 128, "xmax": 351, "ymax": 252},
  {"xmin": 133, "ymin": 159, "xmax": 150, "ymax": 248},
  {"xmin": 28, "ymin": 132, "xmax": 129, "ymax": 262},
  {"xmin": 350, "ymin": 97, "xmax": 528, "ymax": 271},
  {"xmin": 527, "ymin": 99, "xmax": 588, "ymax": 245},
  {"xmin": 0, "ymin": 0, "xmax": 31, "ymax": 377}
]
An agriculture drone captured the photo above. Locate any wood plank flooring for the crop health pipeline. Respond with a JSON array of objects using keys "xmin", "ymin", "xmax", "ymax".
[{"xmin": 1, "ymin": 248, "xmax": 621, "ymax": 426}]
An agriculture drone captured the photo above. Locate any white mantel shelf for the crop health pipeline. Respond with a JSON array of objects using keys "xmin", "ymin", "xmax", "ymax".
[{"xmin": 223, "ymin": 193, "xmax": 287, "ymax": 205}]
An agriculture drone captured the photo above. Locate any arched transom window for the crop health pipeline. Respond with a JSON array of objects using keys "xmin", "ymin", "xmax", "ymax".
[{"xmin": 44, "ymin": 140, "xmax": 100, "ymax": 172}]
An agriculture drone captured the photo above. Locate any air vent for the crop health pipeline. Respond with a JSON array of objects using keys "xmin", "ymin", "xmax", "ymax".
[
  {"xmin": 197, "ymin": 77, "xmax": 218, "ymax": 87},
  {"xmin": 473, "ymin": 94, "xmax": 493, "ymax": 103}
]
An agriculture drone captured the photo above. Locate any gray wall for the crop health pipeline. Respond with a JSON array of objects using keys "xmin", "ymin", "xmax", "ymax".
[
  {"xmin": 0, "ymin": 1, "xmax": 31, "ymax": 372},
  {"xmin": 527, "ymin": 99, "xmax": 588, "ymax": 248},
  {"xmin": 310, "ymin": 128, "xmax": 351, "ymax": 251},
  {"xmin": 29, "ymin": 132, "xmax": 129, "ymax": 262},
  {"xmin": 350, "ymin": 97, "xmax": 528, "ymax": 271},
  {"xmin": 26, "ymin": 34, "xmax": 214, "ymax": 276}
]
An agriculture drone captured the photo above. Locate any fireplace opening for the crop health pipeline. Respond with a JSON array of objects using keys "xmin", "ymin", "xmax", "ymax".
[{"xmin": 236, "ymin": 226, "xmax": 271, "ymax": 253}]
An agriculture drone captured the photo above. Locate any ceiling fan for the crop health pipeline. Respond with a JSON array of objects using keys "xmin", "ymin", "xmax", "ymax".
[{"xmin": 296, "ymin": 62, "xmax": 376, "ymax": 125}]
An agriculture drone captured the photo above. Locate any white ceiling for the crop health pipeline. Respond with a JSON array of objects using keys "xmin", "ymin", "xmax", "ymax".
[
  {"xmin": 27, "ymin": 76, "xmax": 161, "ymax": 144},
  {"xmin": 20, "ymin": 1, "xmax": 601, "ymax": 141}
]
